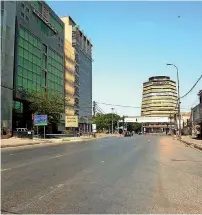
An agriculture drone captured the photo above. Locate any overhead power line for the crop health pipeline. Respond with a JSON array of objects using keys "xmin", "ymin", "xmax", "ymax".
[
  {"xmin": 96, "ymin": 102, "xmax": 141, "ymax": 109},
  {"xmin": 97, "ymin": 101, "xmax": 191, "ymax": 110},
  {"xmin": 180, "ymin": 74, "xmax": 202, "ymax": 100}
]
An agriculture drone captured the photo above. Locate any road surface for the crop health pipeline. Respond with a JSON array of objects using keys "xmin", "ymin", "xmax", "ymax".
[{"xmin": 1, "ymin": 135, "xmax": 202, "ymax": 213}]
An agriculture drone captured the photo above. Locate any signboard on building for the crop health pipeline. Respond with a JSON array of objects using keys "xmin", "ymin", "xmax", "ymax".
[
  {"xmin": 65, "ymin": 115, "xmax": 78, "ymax": 128},
  {"xmin": 92, "ymin": 124, "xmax": 97, "ymax": 133},
  {"xmin": 34, "ymin": 115, "xmax": 48, "ymax": 126}
]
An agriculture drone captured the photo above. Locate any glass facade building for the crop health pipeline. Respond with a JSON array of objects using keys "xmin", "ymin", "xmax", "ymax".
[
  {"xmin": 13, "ymin": 1, "xmax": 64, "ymax": 129},
  {"xmin": 1, "ymin": 1, "xmax": 16, "ymax": 135}
]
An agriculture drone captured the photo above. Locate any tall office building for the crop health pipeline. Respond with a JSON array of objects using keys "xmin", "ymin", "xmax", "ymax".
[
  {"xmin": 61, "ymin": 16, "xmax": 93, "ymax": 131},
  {"xmin": 141, "ymin": 76, "xmax": 177, "ymax": 117},
  {"xmin": 13, "ymin": 1, "xmax": 64, "ymax": 130},
  {"xmin": 61, "ymin": 17, "xmax": 75, "ymax": 121},
  {"xmin": 1, "ymin": 1, "xmax": 16, "ymax": 135}
]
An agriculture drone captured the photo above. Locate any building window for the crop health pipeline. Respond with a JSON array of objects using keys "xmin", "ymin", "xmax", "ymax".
[
  {"xmin": 26, "ymin": 7, "xmax": 29, "ymax": 12},
  {"xmin": 25, "ymin": 16, "xmax": 29, "ymax": 22},
  {"xmin": 21, "ymin": 12, "xmax": 24, "ymax": 18}
]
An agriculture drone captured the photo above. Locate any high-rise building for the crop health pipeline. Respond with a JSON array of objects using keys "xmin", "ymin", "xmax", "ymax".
[
  {"xmin": 61, "ymin": 16, "xmax": 93, "ymax": 132},
  {"xmin": 61, "ymin": 17, "xmax": 75, "ymax": 121},
  {"xmin": 141, "ymin": 76, "xmax": 177, "ymax": 117},
  {"xmin": 12, "ymin": 1, "xmax": 65, "ymax": 130},
  {"xmin": 64, "ymin": 40, "xmax": 75, "ymax": 116},
  {"xmin": 1, "ymin": 1, "xmax": 16, "ymax": 135}
]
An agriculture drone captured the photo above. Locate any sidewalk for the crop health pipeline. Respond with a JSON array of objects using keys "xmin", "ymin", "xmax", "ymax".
[
  {"xmin": 178, "ymin": 136, "xmax": 202, "ymax": 151},
  {"xmin": 1, "ymin": 133, "xmax": 118, "ymax": 149}
]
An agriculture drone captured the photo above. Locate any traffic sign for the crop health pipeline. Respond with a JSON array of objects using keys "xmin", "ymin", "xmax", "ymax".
[{"xmin": 34, "ymin": 115, "xmax": 48, "ymax": 126}]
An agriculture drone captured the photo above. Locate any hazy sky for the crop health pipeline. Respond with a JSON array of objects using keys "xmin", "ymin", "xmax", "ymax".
[{"xmin": 47, "ymin": 1, "xmax": 202, "ymax": 116}]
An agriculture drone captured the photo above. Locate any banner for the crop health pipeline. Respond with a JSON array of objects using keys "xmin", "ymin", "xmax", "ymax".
[{"xmin": 65, "ymin": 115, "xmax": 78, "ymax": 128}]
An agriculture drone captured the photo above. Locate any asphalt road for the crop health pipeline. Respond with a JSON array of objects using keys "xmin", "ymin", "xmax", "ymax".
[{"xmin": 1, "ymin": 135, "xmax": 202, "ymax": 214}]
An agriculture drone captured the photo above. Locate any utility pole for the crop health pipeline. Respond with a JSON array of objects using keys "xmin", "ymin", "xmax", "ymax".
[
  {"xmin": 122, "ymin": 115, "xmax": 125, "ymax": 132},
  {"xmin": 166, "ymin": 63, "xmax": 181, "ymax": 138},
  {"xmin": 111, "ymin": 108, "xmax": 114, "ymax": 134}
]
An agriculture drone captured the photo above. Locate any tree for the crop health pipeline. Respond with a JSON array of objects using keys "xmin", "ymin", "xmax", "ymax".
[
  {"xmin": 127, "ymin": 122, "xmax": 142, "ymax": 133},
  {"xmin": 92, "ymin": 113, "xmax": 121, "ymax": 131},
  {"xmin": 26, "ymin": 90, "xmax": 66, "ymax": 125}
]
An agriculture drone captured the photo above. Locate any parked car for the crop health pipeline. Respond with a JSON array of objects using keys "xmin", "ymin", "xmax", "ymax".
[{"xmin": 138, "ymin": 132, "xmax": 142, "ymax": 135}]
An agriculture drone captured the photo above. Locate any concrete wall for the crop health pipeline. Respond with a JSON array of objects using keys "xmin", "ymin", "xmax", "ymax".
[{"xmin": 1, "ymin": 1, "xmax": 16, "ymax": 133}]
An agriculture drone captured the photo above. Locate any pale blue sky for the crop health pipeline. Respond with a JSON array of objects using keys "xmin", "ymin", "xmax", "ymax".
[{"xmin": 47, "ymin": 1, "xmax": 202, "ymax": 116}]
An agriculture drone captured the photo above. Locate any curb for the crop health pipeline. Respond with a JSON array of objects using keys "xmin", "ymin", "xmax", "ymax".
[
  {"xmin": 1, "ymin": 142, "xmax": 42, "ymax": 148},
  {"xmin": 178, "ymin": 138, "xmax": 202, "ymax": 151},
  {"xmin": 1, "ymin": 135, "xmax": 118, "ymax": 149}
]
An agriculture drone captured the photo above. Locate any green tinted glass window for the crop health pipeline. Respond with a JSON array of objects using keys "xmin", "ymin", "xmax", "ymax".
[
  {"xmin": 37, "ymin": 57, "xmax": 41, "ymax": 66},
  {"xmin": 17, "ymin": 76, "xmax": 23, "ymax": 86},
  {"xmin": 19, "ymin": 28, "xmax": 24, "ymax": 38},
  {"xmin": 33, "ymin": 64, "xmax": 37, "ymax": 73},
  {"xmin": 19, "ymin": 37, "xmax": 23, "ymax": 47},
  {"xmin": 37, "ymin": 65, "xmax": 41, "ymax": 74},
  {"xmin": 24, "ymin": 40, "xmax": 28, "ymax": 50},
  {"xmin": 23, "ymin": 78, "xmax": 27, "ymax": 89},
  {"xmin": 24, "ymin": 49, "xmax": 28, "ymax": 60},
  {"xmin": 33, "ymin": 55, "xmax": 37, "ymax": 64},
  {"xmin": 24, "ymin": 31, "xmax": 28, "ymax": 41},
  {"xmin": 23, "ymin": 69, "xmax": 28, "ymax": 78},
  {"xmin": 29, "ymin": 34, "xmax": 33, "ymax": 44},
  {"xmin": 28, "ymin": 52, "xmax": 32, "ymax": 62},
  {"xmin": 28, "ymin": 43, "xmax": 32, "ymax": 52},
  {"xmin": 18, "ymin": 66, "xmax": 23, "ymax": 76},
  {"xmin": 19, "ymin": 47, "xmax": 23, "ymax": 57},
  {"xmin": 37, "ymin": 40, "xmax": 41, "ymax": 49},
  {"xmin": 37, "ymin": 75, "xmax": 40, "ymax": 83},
  {"xmin": 27, "ymin": 80, "xmax": 32, "ymax": 89},
  {"xmin": 28, "ymin": 61, "xmax": 32, "ymax": 71},
  {"xmin": 27, "ymin": 71, "xmax": 32, "ymax": 80},
  {"xmin": 24, "ymin": 59, "xmax": 29, "ymax": 69},
  {"xmin": 33, "ymin": 38, "xmax": 37, "ymax": 47},
  {"xmin": 33, "ymin": 73, "xmax": 36, "ymax": 82},
  {"xmin": 19, "ymin": 56, "xmax": 23, "ymax": 66}
]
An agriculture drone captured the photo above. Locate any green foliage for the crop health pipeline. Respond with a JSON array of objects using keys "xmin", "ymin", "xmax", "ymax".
[
  {"xmin": 26, "ymin": 90, "xmax": 66, "ymax": 124},
  {"xmin": 127, "ymin": 122, "xmax": 142, "ymax": 133},
  {"xmin": 92, "ymin": 113, "xmax": 121, "ymax": 131}
]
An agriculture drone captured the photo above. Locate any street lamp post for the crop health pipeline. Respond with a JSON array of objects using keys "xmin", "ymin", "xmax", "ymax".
[{"xmin": 166, "ymin": 63, "xmax": 181, "ymax": 138}]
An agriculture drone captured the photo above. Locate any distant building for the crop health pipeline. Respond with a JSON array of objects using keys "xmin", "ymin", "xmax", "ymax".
[
  {"xmin": 123, "ymin": 116, "xmax": 172, "ymax": 133},
  {"xmin": 61, "ymin": 16, "xmax": 93, "ymax": 132},
  {"xmin": 181, "ymin": 112, "xmax": 191, "ymax": 127},
  {"xmin": 192, "ymin": 90, "xmax": 202, "ymax": 138},
  {"xmin": 181, "ymin": 112, "xmax": 191, "ymax": 135},
  {"xmin": 141, "ymin": 76, "xmax": 178, "ymax": 118}
]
